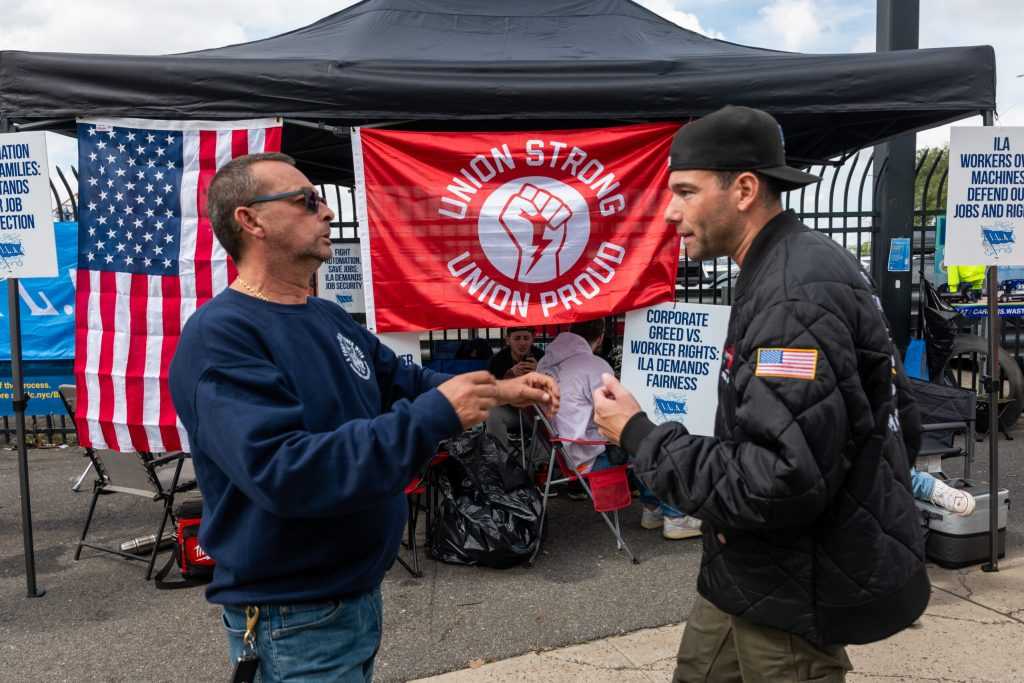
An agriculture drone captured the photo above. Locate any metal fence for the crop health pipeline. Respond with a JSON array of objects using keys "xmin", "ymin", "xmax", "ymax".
[
  {"xmin": 319, "ymin": 149, "xmax": 886, "ymax": 358},
  {"xmin": 1, "ymin": 415, "xmax": 76, "ymax": 447},
  {"xmin": 27, "ymin": 152, "xmax": 952, "ymax": 444}
]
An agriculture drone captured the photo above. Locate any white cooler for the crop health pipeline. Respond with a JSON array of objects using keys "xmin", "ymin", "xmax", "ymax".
[{"xmin": 915, "ymin": 480, "xmax": 1009, "ymax": 569}]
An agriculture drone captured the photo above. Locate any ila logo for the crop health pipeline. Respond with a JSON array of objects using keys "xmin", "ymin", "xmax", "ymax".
[{"xmin": 337, "ymin": 333, "xmax": 371, "ymax": 380}]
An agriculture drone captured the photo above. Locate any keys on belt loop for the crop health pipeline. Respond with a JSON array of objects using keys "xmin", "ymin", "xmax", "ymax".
[
  {"xmin": 230, "ymin": 606, "xmax": 260, "ymax": 683},
  {"xmin": 243, "ymin": 606, "xmax": 260, "ymax": 652}
]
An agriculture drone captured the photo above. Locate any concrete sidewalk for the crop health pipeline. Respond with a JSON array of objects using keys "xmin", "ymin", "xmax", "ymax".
[{"xmin": 414, "ymin": 559, "xmax": 1024, "ymax": 683}]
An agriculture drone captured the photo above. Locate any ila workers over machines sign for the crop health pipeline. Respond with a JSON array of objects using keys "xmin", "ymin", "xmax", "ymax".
[
  {"xmin": 353, "ymin": 123, "xmax": 679, "ymax": 332},
  {"xmin": 946, "ymin": 127, "xmax": 1024, "ymax": 265}
]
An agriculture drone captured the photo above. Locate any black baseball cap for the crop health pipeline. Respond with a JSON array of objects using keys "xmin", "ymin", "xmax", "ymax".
[{"xmin": 669, "ymin": 106, "xmax": 819, "ymax": 191}]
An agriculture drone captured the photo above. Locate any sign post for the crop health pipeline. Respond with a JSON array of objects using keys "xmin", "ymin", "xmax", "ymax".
[
  {"xmin": 0, "ymin": 122, "xmax": 56, "ymax": 598},
  {"xmin": 945, "ymin": 113, "xmax": 1019, "ymax": 571}
]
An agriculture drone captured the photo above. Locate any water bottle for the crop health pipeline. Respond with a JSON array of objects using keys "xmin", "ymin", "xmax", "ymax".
[{"xmin": 120, "ymin": 531, "xmax": 174, "ymax": 555}]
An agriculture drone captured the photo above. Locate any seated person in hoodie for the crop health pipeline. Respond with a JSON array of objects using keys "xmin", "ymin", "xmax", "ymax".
[{"xmin": 537, "ymin": 318, "xmax": 701, "ymax": 540}]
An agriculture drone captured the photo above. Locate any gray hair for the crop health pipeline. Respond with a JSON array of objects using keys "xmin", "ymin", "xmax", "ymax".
[{"xmin": 206, "ymin": 152, "xmax": 296, "ymax": 262}]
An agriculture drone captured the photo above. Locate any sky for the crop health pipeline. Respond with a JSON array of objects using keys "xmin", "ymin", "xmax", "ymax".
[{"xmin": 2, "ymin": 0, "xmax": 1018, "ymax": 178}]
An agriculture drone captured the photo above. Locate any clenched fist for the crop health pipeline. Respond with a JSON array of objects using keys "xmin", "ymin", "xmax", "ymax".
[
  {"xmin": 499, "ymin": 183, "xmax": 573, "ymax": 282},
  {"xmin": 593, "ymin": 373, "xmax": 642, "ymax": 445},
  {"xmin": 437, "ymin": 371, "xmax": 499, "ymax": 430}
]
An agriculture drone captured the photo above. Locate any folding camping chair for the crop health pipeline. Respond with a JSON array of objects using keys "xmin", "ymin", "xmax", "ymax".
[
  {"xmin": 395, "ymin": 451, "xmax": 449, "ymax": 578},
  {"xmin": 907, "ymin": 378, "xmax": 976, "ymax": 478},
  {"xmin": 57, "ymin": 383, "xmax": 96, "ymax": 492},
  {"xmin": 58, "ymin": 385, "xmax": 198, "ymax": 580},
  {"xmin": 527, "ymin": 406, "xmax": 638, "ymax": 565}
]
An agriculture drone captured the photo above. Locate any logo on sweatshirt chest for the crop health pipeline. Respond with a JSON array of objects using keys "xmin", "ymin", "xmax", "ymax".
[{"xmin": 337, "ymin": 333, "xmax": 372, "ymax": 381}]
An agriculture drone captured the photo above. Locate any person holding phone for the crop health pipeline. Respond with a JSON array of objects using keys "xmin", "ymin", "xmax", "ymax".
[
  {"xmin": 488, "ymin": 327, "xmax": 545, "ymax": 379},
  {"xmin": 486, "ymin": 327, "xmax": 547, "ymax": 448}
]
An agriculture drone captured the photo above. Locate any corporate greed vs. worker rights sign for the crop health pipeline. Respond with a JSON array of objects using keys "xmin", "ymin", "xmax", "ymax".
[
  {"xmin": 0, "ymin": 132, "xmax": 57, "ymax": 278},
  {"xmin": 621, "ymin": 302, "xmax": 730, "ymax": 436},
  {"xmin": 352, "ymin": 123, "xmax": 679, "ymax": 332},
  {"xmin": 946, "ymin": 127, "xmax": 1024, "ymax": 265}
]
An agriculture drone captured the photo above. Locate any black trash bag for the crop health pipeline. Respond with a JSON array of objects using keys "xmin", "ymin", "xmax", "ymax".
[
  {"xmin": 430, "ymin": 431, "xmax": 542, "ymax": 568},
  {"xmin": 921, "ymin": 278, "xmax": 964, "ymax": 382}
]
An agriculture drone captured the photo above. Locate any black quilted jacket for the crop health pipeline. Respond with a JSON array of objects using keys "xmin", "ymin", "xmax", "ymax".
[{"xmin": 621, "ymin": 210, "xmax": 929, "ymax": 646}]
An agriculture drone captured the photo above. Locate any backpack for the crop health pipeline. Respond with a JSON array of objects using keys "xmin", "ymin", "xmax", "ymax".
[{"xmin": 154, "ymin": 497, "xmax": 215, "ymax": 589}]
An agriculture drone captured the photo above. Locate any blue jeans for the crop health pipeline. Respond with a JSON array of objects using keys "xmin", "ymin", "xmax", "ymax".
[
  {"xmin": 222, "ymin": 587, "xmax": 383, "ymax": 682},
  {"xmin": 590, "ymin": 452, "xmax": 684, "ymax": 519},
  {"xmin": 910, "ymin": 467, "xmax": 936, "ymax": 502}
]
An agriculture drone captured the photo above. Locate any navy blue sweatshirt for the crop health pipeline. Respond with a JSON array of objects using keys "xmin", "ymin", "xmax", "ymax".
[{"xmin": 168, "ymin": 288, "xmax": 459, "ymax": 605}]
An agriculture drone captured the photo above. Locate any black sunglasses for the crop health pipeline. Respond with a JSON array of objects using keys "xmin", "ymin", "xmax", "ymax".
[{"xmin": 247, "ymin": 187, "xmax": 327, "ymax": 213}]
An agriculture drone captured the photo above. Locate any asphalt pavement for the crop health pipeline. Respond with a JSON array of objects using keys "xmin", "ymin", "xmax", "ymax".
[{"xmin": 1, "ymin": 428, "xmax": 1020, "ymax": 682}]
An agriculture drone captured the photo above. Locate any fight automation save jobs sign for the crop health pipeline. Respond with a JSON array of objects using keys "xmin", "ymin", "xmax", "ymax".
[
  {"xmin": 0, "ymin": 132, "xmax": 57, "ymax": 278},
  {"xmin": 620, "ymin": 302, "xmax": 730, "ymax": 436},
  {"xmin": 946, "ymin": 127, "xmax": 1024, "ymax": 265},
  {"xmin": 316, "ymin": 243, "xmax": 366, "ymax": 314}
]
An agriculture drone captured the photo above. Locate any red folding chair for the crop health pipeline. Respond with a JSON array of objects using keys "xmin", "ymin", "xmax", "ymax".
[
  {"xmin": 396, "ymin": 451, "xmax": 449, "ymax": 578},
  {"xmin": 528, "ymin": 406, "xmax": 638, "ymax": 565}
]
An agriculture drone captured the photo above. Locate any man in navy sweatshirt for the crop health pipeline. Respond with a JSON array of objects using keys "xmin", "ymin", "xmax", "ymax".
[{"xmin": 169, "ymin": 152, "xmax": 558, "ymax": 682}]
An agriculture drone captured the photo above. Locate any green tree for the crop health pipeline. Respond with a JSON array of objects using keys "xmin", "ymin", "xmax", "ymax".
[{"xmin": 915, "ymin": 145, "xmax": 949, "ymax": 225}]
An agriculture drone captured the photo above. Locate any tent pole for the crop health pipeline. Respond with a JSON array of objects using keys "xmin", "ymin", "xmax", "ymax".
[
  {"xmin": 0, "ymin": 113, "xmax": 44, "ymax": 597},
  {"xmin": 981, "ymin": 108, "xmax": 1001, "ymax": 573},
  {"xmin": 355, "ymin": 119, "xmax": 416, "ymax": 130},
  {"xmin": 281, "ymin": 118, "xmax": 349, "ymax": 136},
  {"xmin": 12, "ymin": 118, "xmax": 76, "ymax": 132}
]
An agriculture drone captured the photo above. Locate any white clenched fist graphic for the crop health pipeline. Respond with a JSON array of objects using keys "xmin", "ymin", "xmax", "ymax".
[{"xmin": 498, "ymin": 183, "xmax": 574, "ymax": 282}]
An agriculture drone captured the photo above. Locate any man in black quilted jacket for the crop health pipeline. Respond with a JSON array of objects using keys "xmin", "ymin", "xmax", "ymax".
[{"xmin": 594, "ymin": 106, "xmax": 929, "ymax": 682}]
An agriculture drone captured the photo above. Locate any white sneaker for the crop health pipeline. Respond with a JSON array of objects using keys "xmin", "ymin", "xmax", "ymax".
[
  {"xmin": 930, "ymin": 479, "xmax": 976, "ymax": 517},
  {"xmin": 663, "ymin": 516, "xmax": 702, "ymax": 540},
  {"xmin": 641, "ymin": 506, "xmax": 664, "ymax": 529}
]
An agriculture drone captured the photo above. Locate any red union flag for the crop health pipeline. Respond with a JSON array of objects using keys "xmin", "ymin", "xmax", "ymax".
[{"xmin": 353, "ymin": 123, "xmax": 680, "ymax": 331}]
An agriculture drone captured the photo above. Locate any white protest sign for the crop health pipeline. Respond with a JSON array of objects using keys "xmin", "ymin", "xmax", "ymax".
[
  {"xmin": 0, "ymin": 132, "xmax": 57, "ymax": 278},
  {"xmin": 377, "ymin": 332, "xmax": 423, "ymax": 368},
  {"xmin": 946, "ymin": 126, "xmax": 1024, "ymax": 265},
  {"xmin": 620, "ymin": 302, "xmax": 730, "ymax": 436},
  {"xmin": 317, "ymin": 243, "xmax": 366, "ymax": 313}
]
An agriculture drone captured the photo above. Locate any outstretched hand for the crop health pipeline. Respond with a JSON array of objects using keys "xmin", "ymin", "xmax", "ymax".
[
  {"xmin": 437, "ymin": 371, "xmax": 499, "ymax": 430},
  {"xmin": 496, "ymin": 372, "xmax": 560, "ymax": 416},
  {"xmin": 593, "ymin": 373, "xmax": 642, "ymax": 445}
]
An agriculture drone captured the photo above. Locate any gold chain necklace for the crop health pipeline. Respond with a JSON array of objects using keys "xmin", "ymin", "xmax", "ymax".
[{"xmin": 235, "ymin": 276, "xmax": 270, "ymax": 302}]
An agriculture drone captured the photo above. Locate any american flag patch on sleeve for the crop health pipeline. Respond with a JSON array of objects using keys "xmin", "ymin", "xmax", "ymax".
[{"xmin": 755, "ymin": 348, "xmax": 818, "ymax": 380}]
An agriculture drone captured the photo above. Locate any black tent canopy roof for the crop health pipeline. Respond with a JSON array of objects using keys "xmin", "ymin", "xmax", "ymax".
[{"xmin": 0, "ymin": 0, "xmax": 995, "ymax": 184}]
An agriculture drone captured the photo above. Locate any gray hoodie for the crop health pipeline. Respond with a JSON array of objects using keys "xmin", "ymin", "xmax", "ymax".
[{"xmin": 536, "ymin": 332, "xmax": 614, "ymax": 471}]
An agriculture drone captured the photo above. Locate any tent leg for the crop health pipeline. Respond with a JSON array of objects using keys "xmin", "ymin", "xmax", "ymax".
[
  {"xmin": 981, "ymin": 109, "xmax": 1001, "ymax": 574},
  {"xmin": 9, "ymin": 273, "xmax": 44, "ymax": 598}
]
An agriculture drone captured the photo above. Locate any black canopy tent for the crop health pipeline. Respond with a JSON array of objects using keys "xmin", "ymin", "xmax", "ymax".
[
  {"xmin": 0, "ymin": 0, "xmax": 1003, "ymax": 597},
  {"xmin": 0, "ymin": 0, "xmax": 996, "ymax": 183}
]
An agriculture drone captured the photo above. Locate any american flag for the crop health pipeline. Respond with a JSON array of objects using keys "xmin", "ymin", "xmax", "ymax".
[
  {"xmin": 754, "ymin": 347, "xmax": 818, "ymax": 381},
  {"xmin": 74, "ymin": 118, "xmax": 282, "ymax": 453}
]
